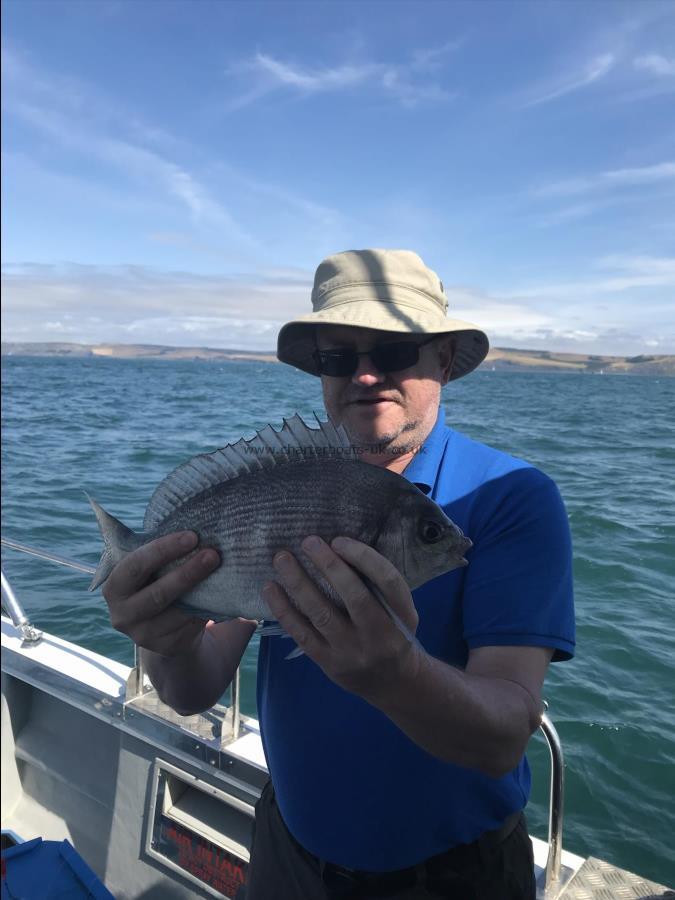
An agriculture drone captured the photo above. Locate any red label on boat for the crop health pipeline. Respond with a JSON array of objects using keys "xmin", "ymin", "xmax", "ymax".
[{"xmin": 157, "ymin": 816, "xmax": 247, "ymax": 898}]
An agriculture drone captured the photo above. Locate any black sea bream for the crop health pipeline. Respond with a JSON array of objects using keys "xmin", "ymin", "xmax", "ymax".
[{"xmin": 89, "ymin": 415, "xmax": 471, "ymax": 626}]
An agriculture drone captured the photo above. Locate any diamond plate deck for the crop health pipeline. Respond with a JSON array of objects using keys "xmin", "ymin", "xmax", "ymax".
[{"xmin": 560, "ymin": 856, "xmax": 673, "ymax": 900}]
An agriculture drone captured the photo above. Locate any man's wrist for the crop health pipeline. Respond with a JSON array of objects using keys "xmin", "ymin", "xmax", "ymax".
[{"xmin": 361, "ymin": 641, "xmax": 427, "ymax": 711}]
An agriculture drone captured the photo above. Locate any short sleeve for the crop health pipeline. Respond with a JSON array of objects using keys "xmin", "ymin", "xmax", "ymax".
[{"xmin": 461, "ymin": 467, "xmax": 575, "ymax": 661}]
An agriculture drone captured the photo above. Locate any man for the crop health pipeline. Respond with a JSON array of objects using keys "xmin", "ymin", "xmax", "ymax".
[{"xmin": 103, "ymin": 249, "xmax": 575, "ymax": 899}]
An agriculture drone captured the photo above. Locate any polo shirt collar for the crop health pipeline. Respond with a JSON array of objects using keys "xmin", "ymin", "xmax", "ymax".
[{"xmin": 402, "ymin": 407, "xmax": 447, "ymax": 495}]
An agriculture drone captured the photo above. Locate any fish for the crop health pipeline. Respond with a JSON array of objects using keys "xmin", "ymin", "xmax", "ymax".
[{"xmin": 88, "ymin": 414, "xmax": 472, "ymax": 635}]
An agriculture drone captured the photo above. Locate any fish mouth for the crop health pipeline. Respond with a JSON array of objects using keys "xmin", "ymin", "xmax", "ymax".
[{"xmin": 456, "ymin": 535, "xmax": 472, "ymax": 564}]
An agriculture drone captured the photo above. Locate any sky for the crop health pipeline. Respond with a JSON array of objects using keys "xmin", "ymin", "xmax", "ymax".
[{"xmin": 2, "ymin": 0, "xmax": 674, "ymax": 355}]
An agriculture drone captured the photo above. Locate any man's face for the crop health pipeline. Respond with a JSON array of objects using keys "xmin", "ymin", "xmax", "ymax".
[{"xmin": 316, "ymin": 325, "xmax": 454, "ymax": 455}]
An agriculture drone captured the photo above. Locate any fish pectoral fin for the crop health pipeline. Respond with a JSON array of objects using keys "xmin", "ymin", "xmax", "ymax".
[
  {"xmin": 257, "ymin": 621, "xmax": 305, "ymax": 661},
  {"xmin": 360, "ymin": 575, "xmax": 420, "ymax": 648},
  {"xmin": 257, "ymin": 622, "xmax": 290, "ymax": 638}
]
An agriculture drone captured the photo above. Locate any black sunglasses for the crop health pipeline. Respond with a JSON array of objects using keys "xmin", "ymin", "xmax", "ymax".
[{"xmin": 313, "ymin": 336, "xmax": 438, "ymax": 377}]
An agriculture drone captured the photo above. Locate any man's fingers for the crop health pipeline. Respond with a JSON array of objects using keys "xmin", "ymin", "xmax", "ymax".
[
  {"xmin": 297, "ymin": 536, "xmax": 380, "ymax": 627},
  {"xmin": 106, "ymin": 544, "xmax": 220, "ymax": 628},
  {"xmin": 103, "ymin": 531, "xmax": 199, "ymax": 601},
  {"xmin": 329, "ymin": 536, "xmax": 418, "ymax": 632},
  {"xmin": 262, "ymin": 581, "xmax": 327, "ymax": 659},
  {"xmin": 133, "ymin": 610, "xmax": 205, "ymax": 655},
  {"xmin": 124, "ymin": 549, "xmax": 219, "ymax": 625},
  {"xmin": 272, "ymin": 550, "xmax": 348, "ymax": 640}
]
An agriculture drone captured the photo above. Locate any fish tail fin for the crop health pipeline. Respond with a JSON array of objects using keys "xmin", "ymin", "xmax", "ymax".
[{"xmin": 86, "ymin": 493, "xmax": 145, "ymax": 591}]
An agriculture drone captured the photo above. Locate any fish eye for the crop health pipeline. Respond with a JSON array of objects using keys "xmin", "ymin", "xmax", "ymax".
[{"xmin": 420, "ymin": 520, "xmax": 444, "ymax": 544}]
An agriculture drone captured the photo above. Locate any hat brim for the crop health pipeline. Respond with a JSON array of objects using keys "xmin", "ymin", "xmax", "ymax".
[{"xmin": 277, "ymin": 309, "xmax": 489, "ymax": 381}]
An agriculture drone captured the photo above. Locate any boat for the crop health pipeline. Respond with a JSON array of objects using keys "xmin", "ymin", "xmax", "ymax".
[{"xmin": 1, "ymin": 540, "xmax": 672, "ymax": 899}]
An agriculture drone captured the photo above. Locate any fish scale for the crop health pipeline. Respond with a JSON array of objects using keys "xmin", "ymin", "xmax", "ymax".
[{"xmin": 89, "ymin": 415, "xmax": 471, "ymax": 630}]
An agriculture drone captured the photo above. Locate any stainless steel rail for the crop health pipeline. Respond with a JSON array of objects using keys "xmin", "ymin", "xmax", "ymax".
[
  {"xmin": 1, "ymin": 567, "xmax": 42, "ymax": 643},
  {"xmin": 539, "ymin": 711, "xmax": 566, "ymax": 898},
  {"xmin": 1, "ymin": 537, "xmax": 97, "ymax": 576},
  {"xmin": 0, "ymin": 536, "xmax": 241, "ymax": 740},
  {"xmin": 0, "ymin": 537, "xmax": 150, "ymax": 697}
]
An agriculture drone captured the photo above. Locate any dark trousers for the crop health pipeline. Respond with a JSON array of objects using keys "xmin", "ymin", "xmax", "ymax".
[{"xmin": 244, "ymin": 782, "xmax": 536, "ymax": 900}]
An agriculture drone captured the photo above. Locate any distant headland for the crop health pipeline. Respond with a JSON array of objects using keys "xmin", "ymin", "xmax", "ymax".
[{"xmin": 2, "ymin": 342, "xmax": 673, "ymax": 375}]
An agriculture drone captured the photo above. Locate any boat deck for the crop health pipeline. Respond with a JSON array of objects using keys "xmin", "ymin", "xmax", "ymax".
[{"xmin": 558, "ymin": 855, "xmax": 671, "ymax": 899}]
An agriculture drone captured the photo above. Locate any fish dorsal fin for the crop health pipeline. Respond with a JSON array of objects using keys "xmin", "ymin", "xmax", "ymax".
[{"xmin": 143, "ymin": 413, "xmax": 353, "ymax": 530}]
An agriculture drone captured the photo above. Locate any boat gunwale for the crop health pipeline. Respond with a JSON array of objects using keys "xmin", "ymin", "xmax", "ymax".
[{"xmin": 1, "ymin": 615, "xmax": 268, "ymax": 792}]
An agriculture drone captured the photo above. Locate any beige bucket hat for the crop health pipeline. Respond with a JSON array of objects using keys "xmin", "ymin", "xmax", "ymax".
[{"xmin": 277, "ymin": 249, "xmax": 489, "ymax": 381}]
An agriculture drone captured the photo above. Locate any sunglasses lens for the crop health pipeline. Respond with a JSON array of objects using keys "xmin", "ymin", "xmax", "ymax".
[
  {"xmin": 315, "ymin": 350, "xmax": 358, "ymax": 376},
  {"xmin": 370, "ymin": 342, "xmax": 420, "ymax": 372},
  {"xmin": 314, "ymin": 339, "xmax": 430, "ymax": 376}
]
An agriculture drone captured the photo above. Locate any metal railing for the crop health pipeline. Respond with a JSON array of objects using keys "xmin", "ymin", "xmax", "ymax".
[
  {"xmin": 0, "ymin": 537, "xmax": 238, "ymax": 738},
  {"xmin": 1, "ymin": 566, "xmax": 42, "ymax": 644},
  {"xmin": 538, "ymin": 710, "xmax": 566, "ymax": 897},
  {"xmin": 1, "ymin": 537, "xmax": 150, "ymax": 703},
  {"xmin": 2, "ymin": 535, "xmax": 566, "ymax": 893}
]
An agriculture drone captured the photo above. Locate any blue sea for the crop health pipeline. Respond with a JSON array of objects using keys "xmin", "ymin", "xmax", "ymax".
[{"xmin": 1, "ymin": 355, "xmax": 674, "ymax": 887}]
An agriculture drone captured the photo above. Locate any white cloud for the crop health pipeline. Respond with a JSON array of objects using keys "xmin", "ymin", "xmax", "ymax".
[
  {"xmin": 2, "ymin": 262, "xmax": 673, "ymax": 355},
  {"xmin": 411, "ymin": 37, "xmax": 465, "ymax": 69},
  {"xmin": 252, "ymin": 54, "xmax": 376, "ymax": 91},
  {"xmin": 603, "ymin": 161, "xmax": 675, "ymax": 185},
  {"xmin": 411, "ymin": 39, "xmax": 464, "ymax": 70},
  {"xmin": 534, "ymin": 202, "xmax": 605, "ymax": 227},
  {"xmin": 535, "ymin": 161, "xmax": 675, "ymax": 197},
  {"xmin": 2, "ymin": 47, "xmax": 346, "ymax": 255},
  {"xmin": 445, "ymin": 288, "xmax": 555, "ymax": 336},
  {"xmin": 520, "ymin": 53, "xmax": 615, "ymax": 109},
  {"xmin": 3, "ymin": 52, "xmax": 255, "ymax": 247},
  {"xmin": 634, "ymin": 54, "xmax": 675, "ymax": 77},
  {"xmin": 595, "ymin": 255, "xmax": 675, "ymax": 277},
  {"xmin": 2, "ymin": 46, "xmax": 180, "ymax": 152},
  {"xmin": 208, "ymin": 160, "xmax": 342, "ymax": 228},
  {"xmin": 9, "ymin": 95, "xmax": 254, "ymax": 244},
  {"xmin": 1, "ymin": 263, "xmax": 315, "ymax": 350},
  {"xmin": 443, "ymin": 285, "xmax": 674, "ymax": 354},
  {"xmin": 380, "ymin": 69, "xmax": 454, "ymax": 106},
  {"xmin": 1, "ymin": 262, "xmax": 312, "ymax": 344},
  {"xmin": 499, "ymin": 255, "xmax": 675, "ymax": 298},
  {"xmin": 226, "ymin": 50, "xmax": 455, "ymax": 110}
]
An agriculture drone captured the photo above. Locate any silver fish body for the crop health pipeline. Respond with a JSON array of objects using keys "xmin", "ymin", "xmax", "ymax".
[{"xmin": 89, "ymin": 416, "xmax": 471, "ymax": 622}]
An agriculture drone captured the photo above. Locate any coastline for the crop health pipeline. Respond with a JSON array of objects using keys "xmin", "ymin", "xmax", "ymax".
[{"xmin": 2, "ymin": 341, "xmax": 673, "ymax": 375}]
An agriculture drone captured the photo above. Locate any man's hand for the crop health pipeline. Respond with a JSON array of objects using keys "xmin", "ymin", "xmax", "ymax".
[
  {"xmin": 262, "ymin": 535, "xmax": 421, "ymax": 700},
  {"xmin": 102, "ymin": 530, "xmax": 220, "ymax": 657},
  {"xmin": 263, "ymin": 534, "xmax": 552, "ymax": 775}
]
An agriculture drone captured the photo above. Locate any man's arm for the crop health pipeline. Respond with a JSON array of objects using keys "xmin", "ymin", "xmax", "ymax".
[
  {"xmin": 102, "ymin": 531, "xmax": 256, "ymax": 715},
  {"xmin": 141, "ymin": 618, "xmax": 257, "ymax": 715},
  {"xmin": 264, "ymin": 535, "xmax": 552, "ymax": 778},
  {"xmin": 365, "ymin": 644, "xmax": 553, "ymax": 777}
]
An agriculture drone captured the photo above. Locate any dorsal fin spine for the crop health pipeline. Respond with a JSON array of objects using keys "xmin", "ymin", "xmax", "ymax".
[{"xmin": 143, "ymin": 414, "xmax": 354, "ymax": 531}]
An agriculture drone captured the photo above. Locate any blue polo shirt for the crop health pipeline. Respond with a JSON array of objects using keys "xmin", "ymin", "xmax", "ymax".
[{"xmin": 256, "ymin": 409, "xmax": 575, "ymax": 871}]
